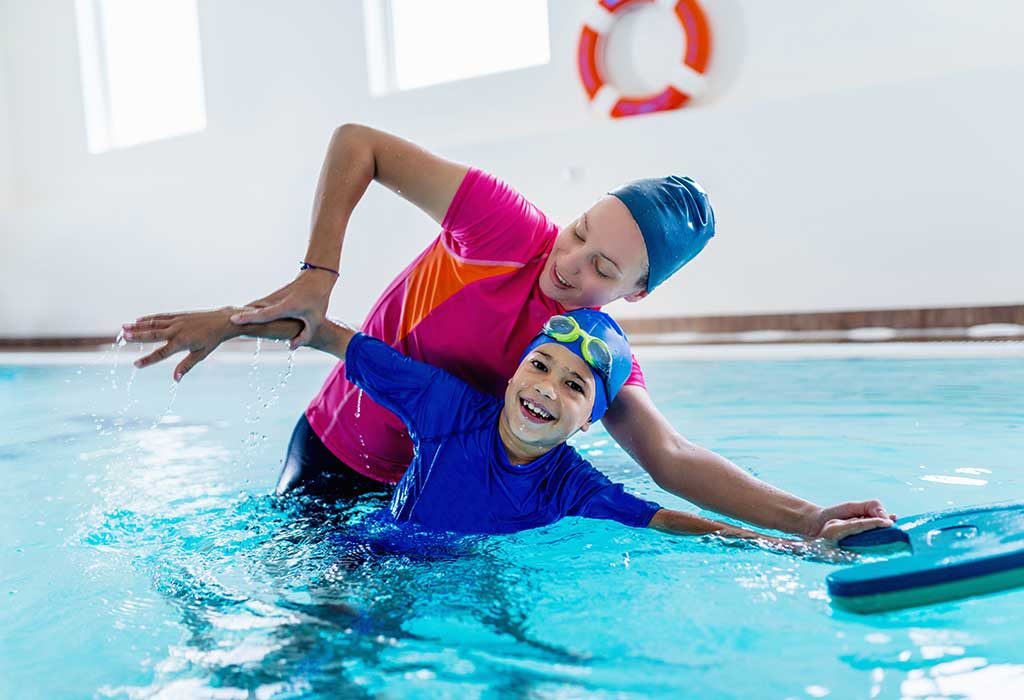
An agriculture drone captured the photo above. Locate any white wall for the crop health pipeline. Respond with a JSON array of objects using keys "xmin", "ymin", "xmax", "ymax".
[
  {"xmin": 1, "ymin": 0, "xmax": 1023, "ymax": 335},
  {"xmin": 0, "ymin": 0, "xmax": 15, "ymax": 305},
  {"xmin": 0, "ymin": 0, "xmax": 13, "ymax": 213}
]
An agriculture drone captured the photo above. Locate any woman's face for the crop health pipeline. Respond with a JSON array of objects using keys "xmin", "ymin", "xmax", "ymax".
[{"xmin": 539, "ymin": 195, "xmax": 649, "ymax": 309}]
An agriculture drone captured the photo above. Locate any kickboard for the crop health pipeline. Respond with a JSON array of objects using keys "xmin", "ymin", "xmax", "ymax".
[{"xmin": 827, "ymin": 501, "xmax": 1024, "ymax": 613}]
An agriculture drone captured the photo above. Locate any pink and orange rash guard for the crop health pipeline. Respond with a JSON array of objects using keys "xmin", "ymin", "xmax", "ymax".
[{"xmin": 305, "ymin": 167, "xmax": 647, "ymax": 484}]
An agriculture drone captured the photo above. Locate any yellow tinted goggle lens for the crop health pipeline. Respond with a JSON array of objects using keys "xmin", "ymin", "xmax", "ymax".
[
  {"xmin": 542, "ymin": 316, "xmax": 613, "ymax": 379},
  {"xmin": 543, "ymin": 316, "xmax": 579, "ymax": 341},
  {"xmin": 581, "ymin": 336, "xmax": 612, "ymax": 377}
]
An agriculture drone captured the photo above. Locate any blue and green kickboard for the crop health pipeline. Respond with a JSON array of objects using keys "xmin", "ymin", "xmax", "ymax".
[{"xmin": 829, "ymin": 501, "xmax": 1024, "ymax": 613}]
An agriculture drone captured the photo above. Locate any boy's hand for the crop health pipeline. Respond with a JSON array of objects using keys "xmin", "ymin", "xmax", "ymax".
[
  {"xmin": 123, "ymin": 306, "xmax": 245, "ymax": 381},
  {"xmin": 802, "ymin": 500, "xmax": 897, "ymax": 540}
]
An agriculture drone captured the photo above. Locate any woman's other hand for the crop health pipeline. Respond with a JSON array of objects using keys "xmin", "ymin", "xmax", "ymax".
[
  {"xmin": 802, "ymin": 499, "xmax": 897, "ymax": 540},
  {"xmin": 228, "ymin": 269, "xmax": 335, "ymax": 350}
]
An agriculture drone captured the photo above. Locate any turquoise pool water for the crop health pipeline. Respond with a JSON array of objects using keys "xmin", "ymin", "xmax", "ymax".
[{"xmin": 2, "ymin": 347, "xmax": 1023, "ymax": 698}]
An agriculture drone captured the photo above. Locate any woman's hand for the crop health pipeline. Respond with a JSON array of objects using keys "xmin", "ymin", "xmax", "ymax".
[
  {"xmin": 123, "ymin": 306, "xmax": 246, "ymax": 381},
  {"xmin": 802, "ymin": 499, "xmax": 898, "ymax": 541},
  {"xmin": 228, "ymin": 270, "xmax": 336, "ymax": 350}
]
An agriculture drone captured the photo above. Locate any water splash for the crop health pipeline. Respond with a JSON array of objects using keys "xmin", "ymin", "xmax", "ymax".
[
  {"xmin": 244, "ymin": 338, "xmax": 264, "ymax": 426},
  {"xmin": 261, "ymin": 344, "xmax": 296, "ymax": 414},
  {"xmin": 84, "ymin": 332, "xmax": 140, "ymax": 438},
  {"xmin": 354, "ymin": 389, "xmax": 370, "ymax": 466},
  {"xmin": 91, "ymin": 329, "xmax": 128, "ymax": 396},
  {"xmin": 238, "ymin": 339, "xmax": 298, "ymax": 468},
  {"xmin": 150, "ymin": 381, "xmax": 180, "ymax": 429},
  {"xmin": 115, "ymin": 343, "xmax": 144, "ymax": 428},
  {"xmin": 124, "ymin": 347, "xmax": 141, "ymax": 399},
  {"xmin": 109, "ymin": 329, "xmax": 128, "ymax": 390}
]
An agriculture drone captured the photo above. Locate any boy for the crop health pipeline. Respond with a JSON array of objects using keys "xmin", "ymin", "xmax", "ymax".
[{"xmin": 332, "ymin": 308, "xmax": 865, "ymax": 552}]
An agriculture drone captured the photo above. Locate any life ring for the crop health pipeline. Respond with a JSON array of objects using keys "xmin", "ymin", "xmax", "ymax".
[{"xmin": 577, "ymin": 0, "xmax": 712, "ymax": 118}]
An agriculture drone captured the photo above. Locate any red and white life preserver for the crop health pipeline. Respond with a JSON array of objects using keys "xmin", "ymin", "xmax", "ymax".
[{"xmin": 577, "ymin": 0, "xmax": 712, "ymax": 118}]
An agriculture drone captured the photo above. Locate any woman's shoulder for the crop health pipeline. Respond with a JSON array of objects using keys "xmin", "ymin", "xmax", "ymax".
[{"xmin": 441, "ymin": 167, "xmax": 560, "ymax": 264}]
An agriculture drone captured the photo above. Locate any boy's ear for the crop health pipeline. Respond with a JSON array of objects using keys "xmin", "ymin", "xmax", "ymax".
[
  {"xmin": 623, "ymin": 289, "xmax": 648, "ymax": 303},
  {"xmin": 580, "ymin": 420, "xmax": 593, "ymax": 432}
]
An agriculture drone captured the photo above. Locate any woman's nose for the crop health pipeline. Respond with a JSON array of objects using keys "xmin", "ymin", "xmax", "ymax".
[{"xmin": 563, "ymin": 249, "xmax": 583, "ymax": 276}]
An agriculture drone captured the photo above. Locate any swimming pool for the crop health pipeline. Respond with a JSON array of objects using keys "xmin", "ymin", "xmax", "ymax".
[{"xmin": 2, "ymin": 344, "xmax": 1023, "ymax": 698}]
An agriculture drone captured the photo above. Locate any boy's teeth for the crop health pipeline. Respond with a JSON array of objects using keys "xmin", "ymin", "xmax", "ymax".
[{"xmin": 523, "ymin": 399, "xmax": 552, "ymax": 419}]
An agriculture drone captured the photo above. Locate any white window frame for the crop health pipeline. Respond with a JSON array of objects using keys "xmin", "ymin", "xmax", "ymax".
[
  {"xmin": 362, "ymin": 0, "xmax": 550, "ymax": 96},
  {"xmin": 363, "ymin": 0, "xmax": 399, "ymax": 97},
  {"xmin": 74, "ymin": 0, "xmax": 207, "ymax": 153}
]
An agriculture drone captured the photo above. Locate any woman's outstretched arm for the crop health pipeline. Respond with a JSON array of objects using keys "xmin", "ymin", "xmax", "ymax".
[{"xmin": 603, "ymin": 384, "xmax": 897, "ymax": 538}]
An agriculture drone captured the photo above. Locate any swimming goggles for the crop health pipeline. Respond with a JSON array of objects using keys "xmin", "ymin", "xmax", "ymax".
[{"xmin": 541, "ymin": 315, "xmax": 613, "ymax": 380}]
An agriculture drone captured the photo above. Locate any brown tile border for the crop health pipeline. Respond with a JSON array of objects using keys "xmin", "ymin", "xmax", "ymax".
[
  {"xmin": 0, "ymin": 336, "xmax": 270, "ymax": 352},
  {"xmin": 618, "ymin": 304, "xmax": 1024, "ymax": 345},
  {"xmin": 0, "ymin": 336, "xmax": 116, "ymax": 351},
  {"xmin": 616, "ymin": 304, "xmax": 1024, "ymax": 335},
  {"xmin": 626, "ymin": 330, "xmax": 1024, "ymax": 346},
  {"xmin": 2, "ymin": 304, "xmax": 1022, "ymax": 350}
]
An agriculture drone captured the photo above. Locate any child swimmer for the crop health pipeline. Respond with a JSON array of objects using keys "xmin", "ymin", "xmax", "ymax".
[{"xmin": 176, "ymin": 304, "xmax": 870, "ymax": 556}]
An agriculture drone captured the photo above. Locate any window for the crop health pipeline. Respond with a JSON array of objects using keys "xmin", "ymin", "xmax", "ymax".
[
  {"xmin": 74, "ymin": 0, "xmax": 207, "ymax": 153},
  {"xmin": 363, "ymin": 0, "xmax": 550, "ymax": 95}
]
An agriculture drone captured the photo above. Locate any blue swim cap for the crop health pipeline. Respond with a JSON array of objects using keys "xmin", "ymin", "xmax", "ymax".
[
  {"xmin": 608, "ymin": 175, "xmax": 715, "ymax": 292},
  {"xmin": 519, "ymin": 309, "xmax": 632, "ymax": 423}
]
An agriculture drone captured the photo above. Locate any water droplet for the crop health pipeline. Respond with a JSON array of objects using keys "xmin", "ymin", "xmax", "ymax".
[{"xmin": 150, "ymin": 381, "xmax": 179, "ymax": 428}]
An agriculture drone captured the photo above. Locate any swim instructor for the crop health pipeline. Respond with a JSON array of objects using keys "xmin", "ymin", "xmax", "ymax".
[{"xmin": 124, "ymin": 123, "xmax": 896, "ymax": 540}]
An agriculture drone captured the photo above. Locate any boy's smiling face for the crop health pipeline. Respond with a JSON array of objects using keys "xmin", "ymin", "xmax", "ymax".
[{"xmin": 500, "ymin": 343, "xmax": 597, "ymax": 458}]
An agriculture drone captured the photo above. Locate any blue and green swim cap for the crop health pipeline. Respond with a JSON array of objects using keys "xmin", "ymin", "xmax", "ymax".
[
  {"xmin": 519, "ymin": 309, "xmax": 632, "ymax": 422},
  {"xmin": 608, "ymin": 175, "xmax": 715, "ymax": 292}
]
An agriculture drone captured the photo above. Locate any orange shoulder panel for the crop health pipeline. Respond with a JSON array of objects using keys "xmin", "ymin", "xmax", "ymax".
[{"xmin": 397, "ymin": 240, "xmax": 521, "ymax": 341}]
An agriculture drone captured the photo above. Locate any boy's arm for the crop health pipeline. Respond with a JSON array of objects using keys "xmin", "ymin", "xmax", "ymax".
[
  {"xmin": 125, "ymin": 306, "xmax": 464, "ymax": 436},
  {"xmin": 125, "ymin": 306, "xmax": 355, "ymax": 380}
]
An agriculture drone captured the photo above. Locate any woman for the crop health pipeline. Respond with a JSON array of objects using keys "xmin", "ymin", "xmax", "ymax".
[{"xmin": 124, "ymin": 123, "xmax": 896, "ymax": 540}]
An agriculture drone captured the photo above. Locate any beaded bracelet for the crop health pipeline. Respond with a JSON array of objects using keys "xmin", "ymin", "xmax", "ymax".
[{"xmin": 299, "ymin": 261, "xmax": 340, "ymax": 276}]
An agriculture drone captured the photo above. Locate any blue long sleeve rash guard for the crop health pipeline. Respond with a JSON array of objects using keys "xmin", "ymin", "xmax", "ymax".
[{"xmin": 344, "ymin": 333, "xmax": 662, "ymax": 535}]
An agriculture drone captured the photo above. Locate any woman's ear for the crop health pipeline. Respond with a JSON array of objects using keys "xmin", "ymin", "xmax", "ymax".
[{"xmin": 623, "ymin": 288, "xmax": 649, "ymax": 303}]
